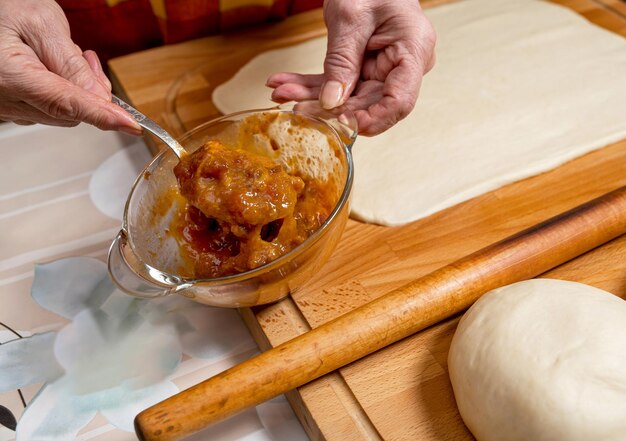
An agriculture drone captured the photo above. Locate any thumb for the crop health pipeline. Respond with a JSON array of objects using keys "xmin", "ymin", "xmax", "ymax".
[{"xmin": 320, "ymin": 5, "xmax": 371, "ymax": 109}]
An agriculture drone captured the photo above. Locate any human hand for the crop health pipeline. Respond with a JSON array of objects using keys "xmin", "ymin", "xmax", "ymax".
[
  {"xmin": 0, "ymin": 0, "xmax": 141, "ymax": 134},
  {"xmin": 267, "ymin": 0, "xmax": 436, "ymax": 136}
]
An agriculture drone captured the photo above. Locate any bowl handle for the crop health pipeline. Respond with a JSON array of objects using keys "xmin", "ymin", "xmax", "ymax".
[{"xmin": 107, "ymin": 230, "xmax": 186, "ymax": 298}]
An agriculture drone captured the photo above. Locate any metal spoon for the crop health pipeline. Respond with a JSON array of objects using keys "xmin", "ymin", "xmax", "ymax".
[{"xmin": 112, "ymin": 94, "xmax": 187, "ymax": 158}]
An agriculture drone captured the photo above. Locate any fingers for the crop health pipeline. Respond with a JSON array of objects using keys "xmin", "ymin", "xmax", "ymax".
[
  {"xmin": 271, "ymin": 83, "xmax": 321, "ymax": 103},
  {"xmin": 18, "ymin": 3, "xmax": 111, "ymax": 102},
  {"xmin": 1, "ymin": 100, "xmax": 80, "ymax": 127},
  {"xmin": 321, "ymin": 2, "xmax": 374, "ymax": 109},
  {"xmin": 266, "ymin": 72, "xmax": 323, "ymax": 88},
  {"xmin": 16, "ymin": 69, "xmax": 142, "ymax": 134},
  {"xmin": 344, "ymin": 64, "xmax": 418, "ymax": 137},
  {"xmin": 355, "ymin": 64, "xmax": 421, "ymax": 136},
  {"xmin": 361, "ymin": 53, "xmax": 395, "ymax": 83},
  {"xmin": 345, "ymin": 81, "xmax": 387, "ymax": 136},
  {"xmin": 342, "ymin": 56, "xmax": 418, "ymax": 137},
  {"xmin": 3, "ymin": 54, "xmax": 140, "ymax": 133},
  {"xmin": 353, "ymin": 36, "xmax": 426, "ymax": 135},
  {"xmin": 0, "ymin": 0, "xmax": 139, "ymax": 133},
  {"xmin": 273, "ymin": 1, "xmax": 435, "ymax": 134},
  {"xmin": 83, "ymin": 50, "xmax": 112, "ymax": 94},
  {"xmin": 345, "ymin": 80, "xmax": 382, "ymax": 110},
  {"xmin": 266, "ymin": 72, "xmax": 322, "ymax": 103}
]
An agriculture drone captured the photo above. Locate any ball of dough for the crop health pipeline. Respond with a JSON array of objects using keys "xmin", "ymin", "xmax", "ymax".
[{"xmin": 448, "ymin": 279, "xmax": 626, "ymax": 441}]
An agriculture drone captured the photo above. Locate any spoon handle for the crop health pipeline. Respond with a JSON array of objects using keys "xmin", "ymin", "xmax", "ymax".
[{"xmin": 112, "ymin": 94, "xmax": 186, "ymax": 158}]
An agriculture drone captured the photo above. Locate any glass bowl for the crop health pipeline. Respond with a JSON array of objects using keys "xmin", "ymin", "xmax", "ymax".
[{"xmin": 107, "ymin": 102, "xmax": 357, "ymax": 307}]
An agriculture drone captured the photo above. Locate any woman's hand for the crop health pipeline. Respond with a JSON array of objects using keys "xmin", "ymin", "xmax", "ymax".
[
  {"xmin": 267, "ymin": 0, "xmax": 436, "ymax": 136},
  {"xmin": 0, "ymin": 0, "xmax": 140, "ymax": 133}
]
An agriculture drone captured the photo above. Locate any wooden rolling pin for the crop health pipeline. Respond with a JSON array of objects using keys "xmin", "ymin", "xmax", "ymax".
[{"xmin": 135, "ymin": 185, "xmax": 626, "ymax": 441}]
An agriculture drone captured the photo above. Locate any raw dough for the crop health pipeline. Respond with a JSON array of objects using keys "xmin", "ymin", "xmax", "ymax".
[
  {"xmin": 213, "ymin": 0, "xmax": 626, "ymax": 226},
  {"xmin": 448, "ymin": 279, "xmax": 626, "ymax": 441}
]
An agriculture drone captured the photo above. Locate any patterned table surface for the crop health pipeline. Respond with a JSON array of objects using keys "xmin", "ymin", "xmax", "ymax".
[{"xmin": 0, "ymin": 122, "xmax": 306, "ymax": 441}]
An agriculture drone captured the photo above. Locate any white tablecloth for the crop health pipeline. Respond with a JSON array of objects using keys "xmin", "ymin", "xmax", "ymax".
[{"xmin": 0, "ymin": 122, "xmax": 307, "ymax": 441}]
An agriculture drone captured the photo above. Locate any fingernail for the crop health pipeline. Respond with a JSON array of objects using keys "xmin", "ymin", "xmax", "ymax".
[
  {"xmin": 113, "ymin": 107, "xmax": 143, "ymax": 135},
  {"xmin": 266, "ymin": 77, "xmax": 280, "ymax": 88},
  {"xmin": 120, "ymin": 125, "xmax": 143, "ymax": 136},
  {"xmin": 122, "ymin": 119, "xmax": 143, "ymax": 135},
  {"xmin": 320, "ymin": 80, "xmax": 344, "ymax": 109}
]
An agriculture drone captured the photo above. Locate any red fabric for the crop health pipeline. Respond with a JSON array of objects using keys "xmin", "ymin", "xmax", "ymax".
[
  {"xmin": 270, "ymin": 0, "xmax": 291, "ymax": 19},
  {"xmin": 159, "ymin": 0, "xmax": 219, "ymax": 43},
  {"xmin": 220, "ymin": 0, "xmax": 298, "ymax": 32},
  {"xmin": 57, "ymin": 0, "xmax": 324, "ymax": 62},
  {"xmin": 221, "ymin": 5, "xmax": 273, "ymax": 32},
  {"xmin": 290, "ymin": 0, "xmax": 322, "ymax": 14},
  {"xmin": 59, "ymin": 0, "xmax": 162, "ymax": 64}
]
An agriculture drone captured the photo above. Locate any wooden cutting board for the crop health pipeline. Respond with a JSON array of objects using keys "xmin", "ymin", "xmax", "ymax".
[{"xmin": 109, "ymin": 1, "xmax": 626, "ymax": 439}]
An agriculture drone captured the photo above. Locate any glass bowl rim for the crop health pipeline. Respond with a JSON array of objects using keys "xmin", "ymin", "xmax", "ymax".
[{"xmin": 121, "ymin": 105, "xmax": 356, "ymax": 286}]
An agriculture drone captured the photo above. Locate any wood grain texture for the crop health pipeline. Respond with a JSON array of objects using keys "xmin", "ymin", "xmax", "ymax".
[
  {"xmin": 135, "ymin": 186, "xmax": 626, "ymax": 441},
  {"xmin": 110, "ymin": 1, "xmax": 626, "ymax": 440}
]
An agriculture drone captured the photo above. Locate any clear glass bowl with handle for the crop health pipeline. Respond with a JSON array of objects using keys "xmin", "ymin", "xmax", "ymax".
[{"xmin": 107, "ymin": 101, "xmax": 357, "ymax": 307}]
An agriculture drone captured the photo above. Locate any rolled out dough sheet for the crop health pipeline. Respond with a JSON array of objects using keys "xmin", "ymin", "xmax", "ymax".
[{"xmin": 213, "ymin": 0, "xmax": 626, "ymax": 226}]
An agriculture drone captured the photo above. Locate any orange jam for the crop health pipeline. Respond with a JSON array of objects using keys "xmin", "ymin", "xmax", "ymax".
[{"xmin": 171, "ymin": 140, "xmax": 335, "ymax": 278}]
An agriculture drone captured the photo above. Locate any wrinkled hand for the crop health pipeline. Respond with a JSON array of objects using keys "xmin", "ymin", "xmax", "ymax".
[
  {"xmin": 0, "ymin": 0, "xmax": 140, "ymax": 133},
  {"xmin": 267, "ymin": 0, "xmax": 436, "ymax": 136}
]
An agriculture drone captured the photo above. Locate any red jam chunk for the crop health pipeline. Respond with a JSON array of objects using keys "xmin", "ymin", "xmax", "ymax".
[{"xmin": 171, "ymin": 140, "xmax": 334, "ymax": 278}]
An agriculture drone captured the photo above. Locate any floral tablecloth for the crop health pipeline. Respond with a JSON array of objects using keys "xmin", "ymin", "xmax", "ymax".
[{"xmin": 0, "ymin": 123, "xmax": 307, "ymax": 440}]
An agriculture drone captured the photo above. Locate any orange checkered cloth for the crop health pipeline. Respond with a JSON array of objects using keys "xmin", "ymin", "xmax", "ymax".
[{"xmin": 58, "ymin": 0, "xmax": 323, "ymax": 64}]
